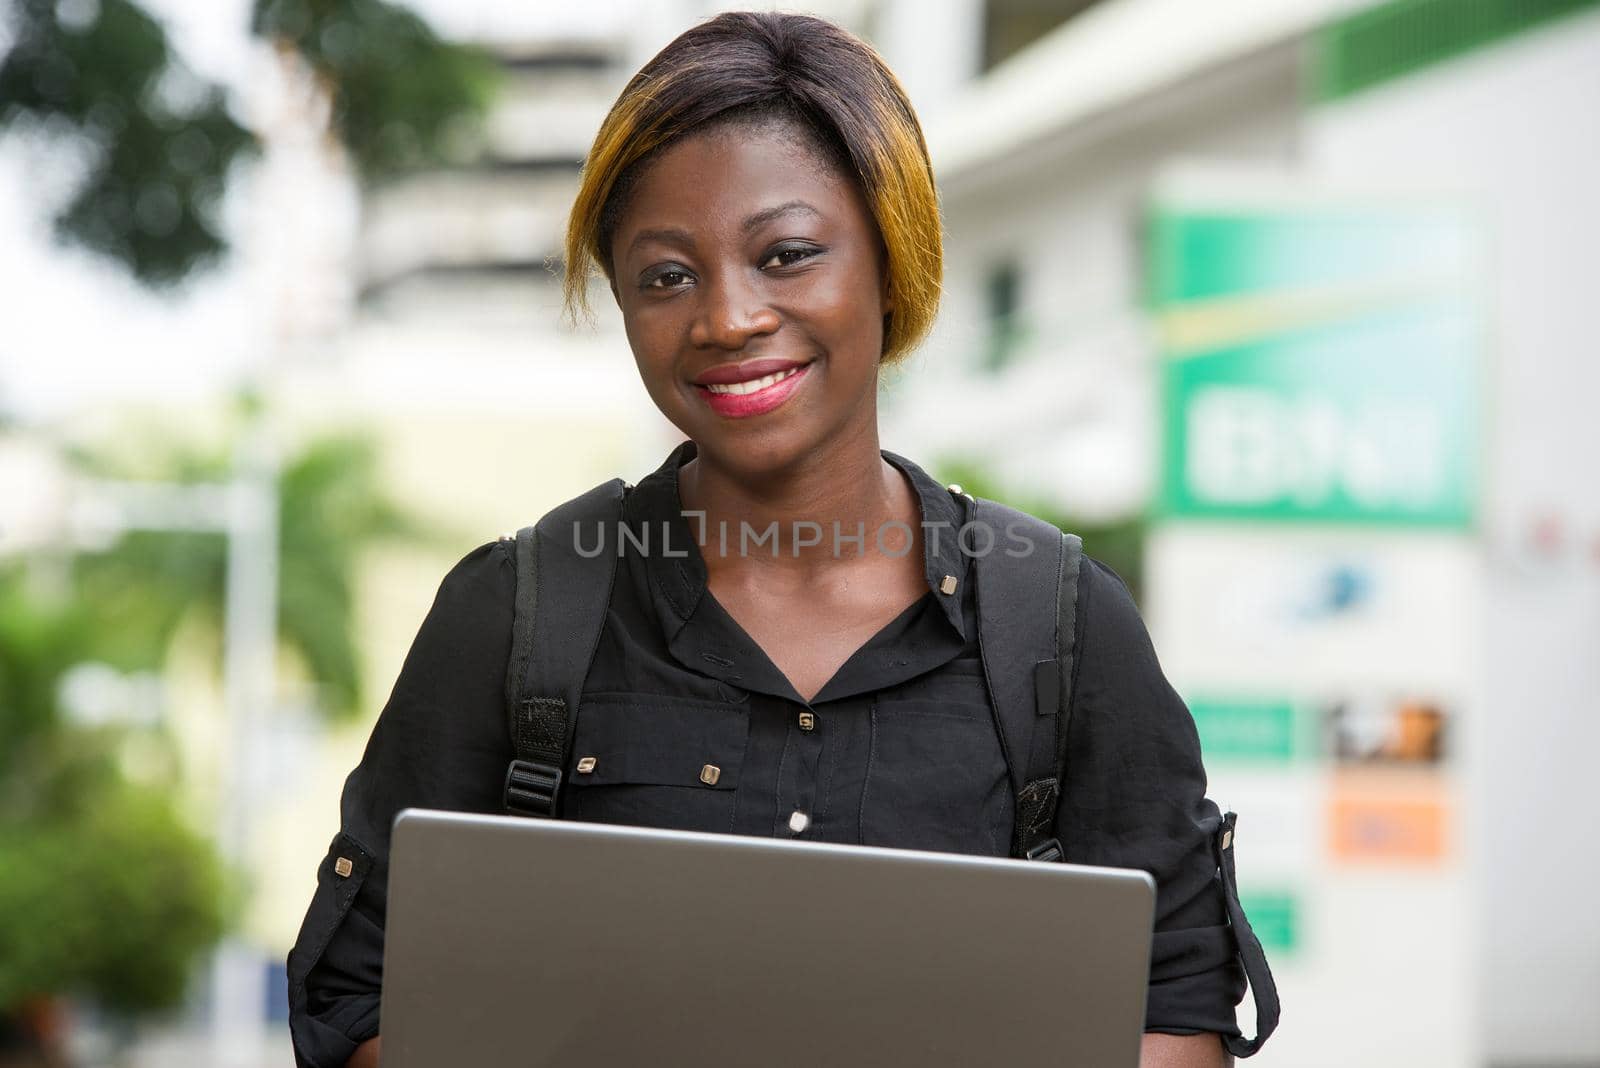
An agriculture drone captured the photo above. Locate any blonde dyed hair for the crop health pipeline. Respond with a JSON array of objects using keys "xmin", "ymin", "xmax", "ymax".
[{"xmin": 563, "ymin": 11, "xmax": 943, "ymax": 364}]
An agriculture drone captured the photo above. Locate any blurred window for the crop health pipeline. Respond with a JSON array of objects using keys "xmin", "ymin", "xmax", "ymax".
[
  {"xmin": 982, "ymin": 260, "xmax": 1026, "ymax": 373},
  {"xmin": 982, "ymin": 0, "xmax": 1106, "ymax": 72}
]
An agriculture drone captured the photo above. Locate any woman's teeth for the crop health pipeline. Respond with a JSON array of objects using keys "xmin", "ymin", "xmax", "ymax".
[{"xmin": 703, "ymin": 367, "xmax": 801, "ymax": 395}]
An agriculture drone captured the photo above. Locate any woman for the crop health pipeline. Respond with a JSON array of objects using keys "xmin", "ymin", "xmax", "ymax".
[{"xmin": 287, "ymin": 12, "xmax": 1272, "ymax": 1068}]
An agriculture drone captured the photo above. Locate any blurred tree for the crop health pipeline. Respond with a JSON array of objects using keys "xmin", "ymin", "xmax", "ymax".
[
  {"xmin": 0, "ymin": 0, "xmax": 257, "ymax": 285},
  {"xmin": 0, "ymin": 0, "xmax": 497, "ymax": 286},
  {"xmin": 0, "ymin": 569, "xmax": 228, "ymax": 1030},
  {"xmin": 69, "ymin": 420, "xmax": 438, "ymax": 721},
  {"xmin": 252, "ymin": 0, "xmax": 499, "ymax": 183},
  {"xmin": 0, "ymin": 417, "xmax": 436, "ymax": 1045},
  {"xmin": 930, "ymin": 457, "xmax": 1148, "ymax": 605}
]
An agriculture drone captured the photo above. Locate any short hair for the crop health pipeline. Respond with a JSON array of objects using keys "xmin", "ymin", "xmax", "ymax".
[{"xmin": 563, "ymin": 11, "xmax": 943, "ymax": 365}]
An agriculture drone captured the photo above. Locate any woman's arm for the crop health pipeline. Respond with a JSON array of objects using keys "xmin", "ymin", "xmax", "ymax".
[
  {"xmin": 1141, "ymin": 1032, "xmax": 1233, "ymax": 1068},
  {"xmin": 287, "ymin": 540, "xmax": 518, "ymax": 1067},
  {"xmin": 1055, "ymin": 558, "xmax": 1257, "ymax": 1043},
  {"xmin": 345, "ymin": 1037, "xmax": 381, "ymax": 1068}
]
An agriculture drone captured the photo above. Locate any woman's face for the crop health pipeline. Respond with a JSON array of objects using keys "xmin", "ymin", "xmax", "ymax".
[{"xmin": 608, "ymin": 121, "xmax": 890, "ymax": 480}]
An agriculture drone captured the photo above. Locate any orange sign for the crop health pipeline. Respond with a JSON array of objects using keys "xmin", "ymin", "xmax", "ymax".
[{"xmin": 1328, "ymin": 793, "xmax": 1449, "ymax": 864}]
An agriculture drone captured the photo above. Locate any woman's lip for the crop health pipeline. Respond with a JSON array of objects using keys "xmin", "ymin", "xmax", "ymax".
[
  {"xmin": 693, "ymin": 357, "xmax": 810, "ymax": 386},
  {"xmin": 695, "ymin": 362, "xmax": 812, "ymax": 419}
]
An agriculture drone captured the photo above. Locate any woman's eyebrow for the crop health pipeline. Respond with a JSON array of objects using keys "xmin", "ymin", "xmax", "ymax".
[
  {"xmin": 628, "ymin": 227, "xmax": 695, "ymax": 256},
  {"xmin": 743, "ymin": 200, "xmax": 820, "ymax": 233}
]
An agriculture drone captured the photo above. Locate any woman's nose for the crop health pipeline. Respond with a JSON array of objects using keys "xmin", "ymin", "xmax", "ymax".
[{"xmin": 689, "ymin": 269, "xmax": 780, "ymax": 350}]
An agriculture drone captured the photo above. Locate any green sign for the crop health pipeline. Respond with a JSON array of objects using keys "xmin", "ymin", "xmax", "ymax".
[
  {"xmin": 1149, "ymin": 206, "xmax": 1482, "ymax": 527},
  {"xmin": 1147, "ymin": 209, "xmax": 1477, "ymax": 307},
  {"xmin": 1160, "ymin": 299, "xmax": 1480, "ymax": 525},
  {"xmin": 1237, "ymin": 891, "xmax": 1300, "ymax": 954},
  {"xmin": 1190, "ymin": 698, "xmax": 1300, "ymax": 764}
]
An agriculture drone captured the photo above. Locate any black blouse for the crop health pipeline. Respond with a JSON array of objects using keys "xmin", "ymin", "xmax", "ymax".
[{"xmin": 286, "ymin": 441, "xmax": 1247, "ymax": 1068}]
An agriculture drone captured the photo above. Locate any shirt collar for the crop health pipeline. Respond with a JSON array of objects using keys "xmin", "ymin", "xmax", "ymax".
[{"xmin": 625, "ymin": 439, "xmax": 972, "ymax": 645}]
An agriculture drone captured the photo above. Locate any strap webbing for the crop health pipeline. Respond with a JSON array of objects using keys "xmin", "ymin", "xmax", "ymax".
[
  {"xmin": 503, "ymin": 479, "xmax": 627, "ymax": 817},
  {"xmin": 965, "ymin": 493, "xmax": 1081, "ymax": 860},
  {"xmin": 1215, "ymin": 811, "xmax": 1281, "ymax": 1057},
  {"xmin": 1014, "ymin": 530, "xmax": 1082, "ymax": 860}
]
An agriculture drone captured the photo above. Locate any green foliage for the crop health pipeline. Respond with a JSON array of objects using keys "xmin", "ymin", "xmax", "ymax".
[
  {"xmin": 0, "ymin": 415, "xmax": 428, "ymax": 1019},
  {"xmin": 0, "ymin": 573, "xmax": 229, "ymax": 1018},
  {"xmin": 0, "ymin": 574, "xmax": 87, "ymax": 766},
  {"xmin": 930, "ymin": 457, "xmax": 1149, "ymax": 605},
  {"xmin": 253, "ymin": 0, "xmax": 500, "ymax": 183},
  {"xmin": 0, "ymin": 0, "xmax": 258, "ymax": 286},
  {"xmin": 274, "ymin": 434, "xmax": 430, "ymax": 717},
  {"xmin": 69, "ymin": 420, "xmax": 436, "ymax": 720},
  {"xmin": 0, "ymin": 0, "xmax": 498, "ymax": 284},
  {"xmin": 0, "ymin": 769, "xmax": 228, "ymax": 1016}
]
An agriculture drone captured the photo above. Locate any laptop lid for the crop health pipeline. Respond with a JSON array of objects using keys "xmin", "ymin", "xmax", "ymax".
[{"xmin": 380, "ymin": 809, "xmax": 1155, "ymax": 1067}]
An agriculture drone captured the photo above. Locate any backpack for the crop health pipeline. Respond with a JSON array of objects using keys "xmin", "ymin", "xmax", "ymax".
[{"xmin": 495, "ymin": 477, "xmax": 1278, "ymax": 1057}]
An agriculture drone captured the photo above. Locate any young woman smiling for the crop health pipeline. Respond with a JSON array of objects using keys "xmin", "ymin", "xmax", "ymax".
[{"xmin": 287, "ymin": 13, "xmax": 1272, "ymax": 1068}]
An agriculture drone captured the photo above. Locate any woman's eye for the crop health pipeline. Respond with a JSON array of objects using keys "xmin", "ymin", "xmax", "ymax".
[
  {"xmin": 645, "ymin": 269, "xmax": 693, "ymax": 289},
  {"xmin": 761, "ymin": 247, "xmax": 817, "ymax": 270}
]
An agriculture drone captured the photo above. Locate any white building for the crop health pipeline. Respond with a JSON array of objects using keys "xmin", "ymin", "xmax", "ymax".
[{"xmin": 876, "ymin": 2, "xmax": 1600, "ymax": 1065}]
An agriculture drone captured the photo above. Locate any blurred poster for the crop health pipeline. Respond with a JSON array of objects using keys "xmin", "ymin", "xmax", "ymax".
[
  {"xmin": 1327, "ymin": 789, "xmax": 1450, "ymax": 865},
  {"xmin": 1144, "ymin": 176, "xmax": 1485, "ymax": 1066},
  {"xmin": 1323, "ymin": 696, "xmax": 1447, "ymax": 765},
  {"xmin": 1147, "ymin": 194, "xmax": 1484, "ymax": 527}
]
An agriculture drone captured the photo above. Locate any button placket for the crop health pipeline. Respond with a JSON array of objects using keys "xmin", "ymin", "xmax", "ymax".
[{"xmin": 775, "ymin": 698, "xmax": 827, "ymax": 838}]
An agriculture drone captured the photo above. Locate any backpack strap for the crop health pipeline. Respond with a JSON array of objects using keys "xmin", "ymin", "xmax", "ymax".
[
  {"xmin": 502, "ymin": 478, "xmax": 629, "ymax": 818},
  {"xmin": 1216, "ymin": 810, "xmax": 1281, "ymax": 1057},
  {"xmin": 964, "ymin": 492, "xmax": 1083, "ymax": 861},
  {"xmin": 967, "ymin": 494, "xmax": 1279, "ymax": 1053}
]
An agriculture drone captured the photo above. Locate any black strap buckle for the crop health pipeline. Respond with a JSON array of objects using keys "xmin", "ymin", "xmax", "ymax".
[
  {"xmin": 504, "ymin": 759, "xmax": 563, "ymax": 817},
  {"xmin": 1011, "ymin": 777, "xmax": 1061, "ymax": 859},
  {"xmin": 1024, "ymin": 837, "xmax": 1064, "ymax": 863}
]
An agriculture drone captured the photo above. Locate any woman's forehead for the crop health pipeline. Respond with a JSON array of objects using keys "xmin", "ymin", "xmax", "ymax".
[{"xmin": 615, "ymin": 124, "xmax": 865, "ymax": 245}]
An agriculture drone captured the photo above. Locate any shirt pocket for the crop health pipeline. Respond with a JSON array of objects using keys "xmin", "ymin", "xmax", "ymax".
[
  {"xmin": 562, "ymin": 692, "xmax": 751, "ymax": 834},
  {"xmin": 859, "ymin": 660, "xmax": 1012, "ymax": 856},
  {"xmin": 286, "ymin": 830, "xmax": 374, "ymax": 1010}
]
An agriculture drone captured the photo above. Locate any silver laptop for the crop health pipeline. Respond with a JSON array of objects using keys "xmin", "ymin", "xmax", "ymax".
[{"xmin": 380, "ymin": 809, "xmax": 1156, "ymax": 1067}]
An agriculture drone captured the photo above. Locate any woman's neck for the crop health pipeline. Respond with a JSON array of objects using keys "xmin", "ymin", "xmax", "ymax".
[{"xmin": 676, "ymin": 429, "xmax": 919, "ymax": 580}]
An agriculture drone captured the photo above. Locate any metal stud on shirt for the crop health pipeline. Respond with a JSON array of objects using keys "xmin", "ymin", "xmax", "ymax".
[
  {"xmin": 576, "ymin": 756, "xmax": 597, "ymax": 774},
  {"xmin": 788, "ymin": 811, "xmax": 809, "ymax": 834},
  {"xmin": 939, "ymin": 575, "xmax": 958, "ymax": 595},
  {"xmin": 700, "ymin": 764, "xmax": 721, "ymax": 786},
  {"xmin": 334, "ymin": 857, "xmax": 353, "ymax": 878}
]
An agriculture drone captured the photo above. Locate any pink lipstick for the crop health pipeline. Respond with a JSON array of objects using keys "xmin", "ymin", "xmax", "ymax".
[{"xmin": 693, "ymin": 360, "xmax": 812, "ymax": 419}]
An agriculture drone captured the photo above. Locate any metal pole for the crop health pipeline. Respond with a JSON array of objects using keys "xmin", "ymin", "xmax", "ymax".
[{"xmin": 210, "ymin": 416, "xmax": 279, "ymax": 1067}]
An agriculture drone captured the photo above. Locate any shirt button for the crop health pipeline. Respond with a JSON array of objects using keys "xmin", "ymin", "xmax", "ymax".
[
  {"xmin": 788, "ymin": 811, "xmax": 809, "ymax": 834},
  {"xmin": 798, "ymin": 711, "xmax": 816, "ymax": 732}
]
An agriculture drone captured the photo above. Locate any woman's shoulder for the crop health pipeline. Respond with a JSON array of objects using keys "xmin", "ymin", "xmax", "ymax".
[
  {"xmin": 447, "ymin": 534, "xmax": 517, "ymax": 584},
  {"xmin": 415, "ymin": 537, "xmax": 518, "ymax": 637},
  {"xmin": 957, "ymin": 498, "xmax": 1136, "ymax": 612}
]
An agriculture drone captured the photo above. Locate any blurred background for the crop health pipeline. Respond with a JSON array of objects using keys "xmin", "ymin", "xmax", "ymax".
[{"xmin": 0, "ymin": 0, "xmax": 1595, "ymax": 1065}]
